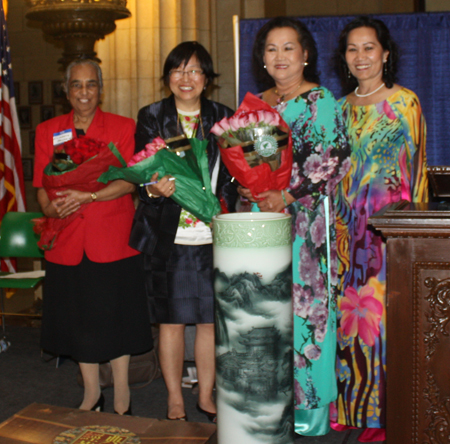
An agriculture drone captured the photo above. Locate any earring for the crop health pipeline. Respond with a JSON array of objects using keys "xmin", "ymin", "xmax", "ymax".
[
  {"xmin": 264, "ymin": 64, "xmax": 267, "ymax": 69},
  {"xmin": 384, "ymin": 61, "xmax": 387, "ymax": 75},
  {"xmin": 347, "ymin": 68, "xmax": 351, "ymax": 79},
  {"xmin": 303, "ymin": 62, "xmax": 308, "ymax": 66}
]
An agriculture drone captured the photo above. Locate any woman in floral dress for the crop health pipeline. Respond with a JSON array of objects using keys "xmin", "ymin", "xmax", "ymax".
[
  {"xmin": 333, "ymin": 17, "xmax": 428, "ymax": 442},
  {"xmin": 240, "ymin": 17, "xmax": 350, "ymax": 436}
]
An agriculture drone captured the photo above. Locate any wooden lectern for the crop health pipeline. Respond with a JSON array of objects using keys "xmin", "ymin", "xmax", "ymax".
[{"xmin": 369, "ymin": 201, "xmax": 450, "ymax": 444}]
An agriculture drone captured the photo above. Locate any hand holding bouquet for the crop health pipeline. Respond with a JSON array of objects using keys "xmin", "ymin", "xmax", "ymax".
[
  {"xmin": 211, "ymin": 92, "xmax": 293, "ymax": 199},
  {"xmin": 98, "ymin": 136, "xmax": 221, "ymax": 223},
  {"xmin": 34, "ymin": 136, "xmax": 126, "ymax": 250}
]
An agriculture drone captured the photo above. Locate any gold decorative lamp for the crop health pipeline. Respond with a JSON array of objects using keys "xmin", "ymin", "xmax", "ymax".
[{"xmin": 25, "ymin": 0, "xmax": 131, "ymax": 66}]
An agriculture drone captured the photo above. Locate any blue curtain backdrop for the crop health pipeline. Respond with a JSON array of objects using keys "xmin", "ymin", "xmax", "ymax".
[{"xmin": 239, "ymin": 13, "xmax": 450, "ymax": 166}]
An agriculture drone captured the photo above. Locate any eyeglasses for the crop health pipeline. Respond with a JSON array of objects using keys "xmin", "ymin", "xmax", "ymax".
[
  {"xmin": 69, "ymin": 81, "xmax": 99, "ymax": 91},
  {"xmin": 169, "ymin": 69, "xmax": 204, "ymax": 80}
]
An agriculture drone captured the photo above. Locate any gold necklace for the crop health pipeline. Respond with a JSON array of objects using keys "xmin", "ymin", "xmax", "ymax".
[{"xmin": 274, "ymin": 81, "xmax": 304, "ymax": 104}]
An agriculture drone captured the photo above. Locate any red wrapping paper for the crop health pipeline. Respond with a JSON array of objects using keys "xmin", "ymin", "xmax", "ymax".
[
  {"xmin": 34, "ymin": 146, "xmax": 124, "ymax": 250},
  {"xmin": 217, "ymin": 92, "xmax": 293, "ymax": 197}
]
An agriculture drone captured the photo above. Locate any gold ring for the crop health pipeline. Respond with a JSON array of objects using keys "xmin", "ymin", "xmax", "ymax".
[{"xmin": 169, "ymin": 187, "xmax": 173, "ymax": 191}]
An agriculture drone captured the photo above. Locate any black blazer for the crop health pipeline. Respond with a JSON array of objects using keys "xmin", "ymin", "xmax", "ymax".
[{"xmin": 129, "ymin": 95, "xmax": 237, "ymax": 259}]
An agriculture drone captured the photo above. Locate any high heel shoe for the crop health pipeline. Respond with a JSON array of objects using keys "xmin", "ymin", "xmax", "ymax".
[
  {"xmin": 196, "ymin": 403, "xmax": 216, "ymax": 423},
  {"xmin": 115, "ymin": 401, "xmax": 132, "ymax": 416},
  {"xmin": 90, "ymin": 393, "xmax": 105, "ymax": 412}
]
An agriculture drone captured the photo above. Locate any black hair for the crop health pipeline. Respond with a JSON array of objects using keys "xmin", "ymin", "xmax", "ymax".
[
  {"xmin": 252, "ymin": 17, "xmax": 320, "ymax": 89},
  {"xmin": 337, "ymin": 16, "xmax": 399, "ymax": 93},
  {"xmin": 162, "ymin": 41, "xmax": 219, "ymax": 87}
]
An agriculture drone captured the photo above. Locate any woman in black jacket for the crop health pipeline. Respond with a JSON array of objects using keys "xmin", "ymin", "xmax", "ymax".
[{"xmin": 130, "ymin": 41, "xmax": 237, "ymax": 422}]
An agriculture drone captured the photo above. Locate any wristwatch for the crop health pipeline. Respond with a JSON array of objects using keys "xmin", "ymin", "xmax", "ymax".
[{"xmin": 90, "ymin": 192, "xmax": 98, "ymax": 201}]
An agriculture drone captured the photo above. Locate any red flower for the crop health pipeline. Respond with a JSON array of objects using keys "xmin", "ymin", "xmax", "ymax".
[{"xmin": 60, "ymin": 136, "xmax": 109, "ymax": 165}]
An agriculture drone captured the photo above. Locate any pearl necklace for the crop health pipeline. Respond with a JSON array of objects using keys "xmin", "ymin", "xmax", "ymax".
[
  {"xmin": 274, "ymin": 81, "xmax": 304, "ymax": 104},
  {"xmin": 354, "ymin": 82, "xmax": 385, "ymax": 98}
]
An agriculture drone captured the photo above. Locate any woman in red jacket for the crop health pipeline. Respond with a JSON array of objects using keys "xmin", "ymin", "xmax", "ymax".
[{"xmin": 33, "ymin": 59, "xmax": 152, "ymax": 415}]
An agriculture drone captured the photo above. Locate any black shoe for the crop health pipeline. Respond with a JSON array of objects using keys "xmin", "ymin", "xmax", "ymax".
[
  {"xmin": 90, "ymin": 393, "xmax": 105, "ymax": 412},
  {"xmin": 196, "ymin": 403, "xmax": 216, "ymax": 423},
  {"xmin": 115, "ymin": 401, "xmax": 132, "ymax": 416}
]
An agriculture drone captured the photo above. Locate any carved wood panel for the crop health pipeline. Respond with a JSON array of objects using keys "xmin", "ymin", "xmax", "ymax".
[{"xmin": 413, "ymin": 262, "xmax": 450, "ymax": 444}]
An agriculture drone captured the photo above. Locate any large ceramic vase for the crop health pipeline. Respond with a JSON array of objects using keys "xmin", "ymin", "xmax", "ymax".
[{"xmin": 213, "ymin": 212, "xmax": 294, "ymax": 444}]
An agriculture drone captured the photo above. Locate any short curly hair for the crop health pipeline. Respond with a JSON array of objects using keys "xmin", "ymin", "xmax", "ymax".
[
  {"xmin": 252, "ymin": 17, "xmax": 320, "ymax": 89},
  {"xmin": 337, "ymin": 16, "xmax": 399, "ymax": 93}
]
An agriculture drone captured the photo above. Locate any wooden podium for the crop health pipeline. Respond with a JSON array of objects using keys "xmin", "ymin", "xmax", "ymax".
[{"xmin": 369, "ymin": 201, "xmax": 450, "ymax": 444}]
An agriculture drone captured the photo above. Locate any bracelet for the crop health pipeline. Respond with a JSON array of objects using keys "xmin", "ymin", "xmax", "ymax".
[
  {"xmin": 90, "ymin": 192, "xmax": 98, "ymax": 201},
  {"xmin": 281, "ymin": 189, "xmax": 288, "ymax": 207},
  {"xmin": 146, "ymin": 185, "xmax": 160, "ymax": 199}
]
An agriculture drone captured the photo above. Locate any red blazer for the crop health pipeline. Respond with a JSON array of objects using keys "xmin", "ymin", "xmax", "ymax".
[{"xmin": 33, "ymin": 108, "xmax": 139, "ymax": 266}]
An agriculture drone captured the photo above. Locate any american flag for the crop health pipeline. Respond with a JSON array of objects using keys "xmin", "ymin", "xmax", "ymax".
[{"xmin": 0, "ymin": 1, "xmax": 26, "ymax": 272}]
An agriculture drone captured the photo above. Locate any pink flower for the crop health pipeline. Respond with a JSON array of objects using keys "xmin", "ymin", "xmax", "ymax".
[
  {"xmin": 310, "ymin": 215, "xmax": 326, "ymax": 248},
  {"xmin": 304, "ymin": 153, "xmax": 339, "ymax": 184},
  {"xmin": 247, "ymin": 111, "xmax": 258, "ymax": 124},
  {"xmin": 293, "ymin": 283, "xmax": 314, "ymax": 318},
  {"xmin": 295, "ymin": 211, "xmax": 309, "ymax": 238},
  {"xmin": 294, "ymin": 353, "xmax": 307, "ymax": 369},
  {"xmin": 264, "ymin": 110, "xmax": 280, "ymax": 126},
  {"xmin": 256, "ymin": 110, "xmax": 279, "ymax": 126},
  {"xmin": 340, "ymin": 285, "xmax": 383, "ymax": 346},
  {"xmin": 127, "ymin": 136, "xmax": 166, "ymax": 166},
  {"xmin": 298, "ymin": 194, "xmax": 314, "ymax": 210},
  {"xmin": 304, "ymin": 344, "xmax": 321, "ymax": 361},
  {"xmin": 211, "ymin": 105, "xmax": 283, "ymax": 148},
  {"xmin": 308, "ymin": 90, "xmax": 322, "ymax": 103},
  {"xmin": 228, "ymin": 115, "xmax": 242, "ymax": 132},
  {"xmin": 211, "ymin": 118, "xmax": 231, "ymax": 136}
]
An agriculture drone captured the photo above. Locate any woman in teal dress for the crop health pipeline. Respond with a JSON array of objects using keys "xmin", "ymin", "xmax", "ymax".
[
  {"xmin": 333, "ymin": 17, "xmax": 428, "ymax": 442},
  {"xmin": 239, "ymin": 17, "xmax": 351, "ymax": 436}
]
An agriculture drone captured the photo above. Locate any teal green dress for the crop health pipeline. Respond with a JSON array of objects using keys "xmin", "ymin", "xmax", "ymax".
[{"xmin": 276, "ymin": 87, "xmax": 350, "ymax": 436}]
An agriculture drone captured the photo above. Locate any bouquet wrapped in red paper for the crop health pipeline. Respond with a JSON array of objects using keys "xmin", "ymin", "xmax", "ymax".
[
  {"xmin": 33, "ymin": 136, "xmax": 126, "ymax": 250},
  {"xmin": 211, "ymin": 92, "xmax": 293, "ymax": 198}
]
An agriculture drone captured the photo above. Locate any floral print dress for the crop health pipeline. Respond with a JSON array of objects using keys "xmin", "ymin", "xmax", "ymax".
[
  {"xmin": 277, "ymin": 87, "xmax": 350, "ymax": 435},
  {"xmin": 335, "ymin": 88, "xmax": 428, "ymax": 431}
]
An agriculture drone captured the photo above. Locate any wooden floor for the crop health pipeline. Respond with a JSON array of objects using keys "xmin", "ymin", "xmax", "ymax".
[{"xmin": 0, "ymin": 403, "xmax": 217, "ymax": 444}]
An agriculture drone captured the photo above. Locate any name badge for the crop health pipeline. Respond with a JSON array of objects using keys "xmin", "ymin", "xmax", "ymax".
[{"xmin": 53, "ymin": 129, "xmax": 73, "ymax": 146}]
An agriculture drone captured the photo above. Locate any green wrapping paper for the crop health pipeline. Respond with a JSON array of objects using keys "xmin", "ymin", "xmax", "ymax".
[{"xmin": 98, "ymin": 138, "xmax": 221, "ymax": 223}]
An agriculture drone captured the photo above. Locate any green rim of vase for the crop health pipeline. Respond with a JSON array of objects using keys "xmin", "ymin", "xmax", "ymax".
[{"xmin": 213, "ymin": 212, "xmax": 291, "ymax": 248}]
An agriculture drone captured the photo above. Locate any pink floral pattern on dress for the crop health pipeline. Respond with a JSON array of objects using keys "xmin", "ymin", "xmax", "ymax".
[
  {"xmin": 279, "ymin": 87, "xmax": 350, "ymax": 413},
  {"xmin": 340, "ymin": 285, "xmax": 383, "ymax": 347}
]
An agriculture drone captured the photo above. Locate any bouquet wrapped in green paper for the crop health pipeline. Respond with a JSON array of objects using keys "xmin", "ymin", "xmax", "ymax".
[{"xmin": 98, "ymin": 136, "xmax": 221, "ymax": 223}]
